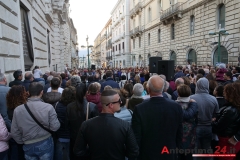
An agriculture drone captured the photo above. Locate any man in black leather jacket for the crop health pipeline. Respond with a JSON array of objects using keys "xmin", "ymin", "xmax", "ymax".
[{"xmin": 73, "ymin": 89, "xmax": 139, "ymax": 160}]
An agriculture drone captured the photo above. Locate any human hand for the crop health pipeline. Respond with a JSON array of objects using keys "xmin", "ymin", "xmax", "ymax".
[
  {"xmin": 189, "ymin": 99, "xmax": 196, "ymax": 103},
  {"xmin": 228, "ymin": 136, "xmax": 238, "ymax": 146}
]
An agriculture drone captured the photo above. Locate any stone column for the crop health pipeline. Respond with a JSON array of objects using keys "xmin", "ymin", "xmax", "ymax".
[{"xmin": 125, "ymin": 0, "xmax": 131, "ymax": 67}]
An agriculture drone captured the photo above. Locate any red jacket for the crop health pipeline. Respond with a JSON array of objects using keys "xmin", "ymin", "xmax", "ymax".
[{"xmin": 86, "ymin": 92, "xmax": 102, "ymax": 113}]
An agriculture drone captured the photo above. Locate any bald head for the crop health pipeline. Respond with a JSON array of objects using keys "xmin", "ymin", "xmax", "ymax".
[
  {"xmin": 147, "ymin": 75, "xmax": 164, "ymax": 95},
  {"xmin": 175, "ymin": 78, "xmax": 184, "ymax": 87},
  {"xmin": 25, "ymin": 72, "xmax": 33, "ymax": 81}
]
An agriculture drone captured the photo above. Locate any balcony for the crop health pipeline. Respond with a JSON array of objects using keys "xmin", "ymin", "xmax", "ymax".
[
  {"xmin": 130, "ymin": 26, "xmax": 143, "ymax": 39},
  {"xmin": 160, "ymin": 2, "xmax": 183, "ymax": 25},
  {"xmin": 130, "ymin": 2, "xmax": 143, "ymax": 19}
]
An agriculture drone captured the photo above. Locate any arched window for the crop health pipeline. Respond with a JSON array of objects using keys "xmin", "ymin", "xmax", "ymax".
[
  {"xmin": 148, "ymin": 33, "xmax": 150, "ymax": 45},
  {"xmin": 139, "ymin": 37, "xmax": 141, "ymax": 48},
  {"xmin": 170, "ymin": 51, "xmax": 176, "ymax": 65},
  {"xmin": 158, "ymin": 29, "xmax": 161, "ymax": 43},
  {"xmin": 218, "ymin": 4, "xmax": 225, "ymax": 29},
  {"xmin": 133, "ymin": 55, "xmax": 136, "ymax": 66},
  {"xmin": 133, "ymin": 39, "xmax": 135, "ymax": 49},
  {"xmin": 213, "ymin": 46, "xmax": 228, "ymax": 65},
  {"xmin": 171, "ymin": 24, "xmax": 175, "ymax": 40},
  {"xmin": 188, "ymin": 49, "xmax": 197, "ymax": 65},
  {"xmin": 190, "ymin": 15, "xmax": 195, "ymax": 35},
  {"xmin": 148, "ymin": 8, "xmax": 152, "ymax": 23}
]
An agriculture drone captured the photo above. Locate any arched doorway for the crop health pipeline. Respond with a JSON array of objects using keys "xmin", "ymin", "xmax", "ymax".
[
  {"xmin": 213, "ymin": 46, "xmax": 228, "ymax": 65},
  {"xmin": 170, "ymin": 51, "xmax": 176, "ymax": 65},
  {"xmin": 188, "ymin": 49, "xmax": 197, "ymax": 65}
]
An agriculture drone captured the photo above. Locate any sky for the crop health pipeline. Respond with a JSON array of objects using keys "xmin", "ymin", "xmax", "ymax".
[{"xmin": 69, "ymin": 0, "xmax": 118, "ymax": 57}]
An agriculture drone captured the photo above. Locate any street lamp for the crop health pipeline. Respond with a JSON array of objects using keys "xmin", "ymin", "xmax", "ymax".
[
  {"xmin": 81, "ymin": 35, "xmax": 93, "ymax": 70},
  {"xmin": 209, "ymin": 27, "xmax": 229, "ymax": 64}
]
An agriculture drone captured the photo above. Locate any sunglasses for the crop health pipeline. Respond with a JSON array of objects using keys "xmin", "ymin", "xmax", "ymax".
[{"xmin": 106, "ymin": 98, "xmax": 122, "ymax": 106}]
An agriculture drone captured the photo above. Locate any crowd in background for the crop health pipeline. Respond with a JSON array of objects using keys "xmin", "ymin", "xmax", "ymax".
[{"xmin": 0, "ymin": 63, "xmax": 240, "ymax": 160}]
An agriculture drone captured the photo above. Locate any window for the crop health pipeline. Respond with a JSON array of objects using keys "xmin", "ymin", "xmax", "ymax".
[
  {"xmin": 133, "ymin": 39, "xmax": 135, "ymax": 49},
  {"xmin": 171, "ymin": 24, "xmax": 175, "ymax": 40},
  {"xmin": 139, "ymin": 15, "xmax": 141, "ymax": 26},
  {"xmin": 20, "ymin": 6, "xmax": 34, "ymax": 71},
  {"xmin": 218, "ymin": 4, "xmax": 225, "ymax": 29},
  {"xmin": 148, "ymin": 33, "xmax": 150, "ymax": 45},
  {"xmin": 139, "ymin": 37, "xmax": 141, "ymax": 48},
  {"xmin": 116, "ymin": 45, "xmax": 117, "ymax": 51},
  {"xmin": 170, "ymin": 51, "xmax": 177, "ymax": 65},
  {"xmin": 47, "ymin": 30, "xmax": 51, "ymax": 67},
  {"xmin": 148, "ymin": 8, "xmax": 152, "ymax": 23},
  {"xmin": 122, "ymin": 42, "xmax": 124, "ymax": 50},
  {"xmin": 158, "ymin": 29, "xmax": 161, "ymax": 43},
  {"xmin": 190, "ymin": 16, "xmax": 195, "ymax": 35},
  {"xmin": 188, "ymin": 49, "xmax": 197, "ymax": 65},
  {"xmin": 119, "ymin": 44, "xmax": 121, "ymax": 50},
  {"xmin": 113, "ymin": 47, "xmax": 115, "ymax": 52},
  {"xmin": 213, "ymin": 46, "xmax": 228, "ymax": 65}
]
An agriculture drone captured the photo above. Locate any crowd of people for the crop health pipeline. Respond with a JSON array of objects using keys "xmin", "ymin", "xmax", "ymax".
[{"xmin": 0, "ymin": 63, "xmax": 240, "ymax": 160}]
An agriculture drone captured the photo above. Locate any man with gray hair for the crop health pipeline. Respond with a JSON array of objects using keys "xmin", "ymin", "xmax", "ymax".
[
  {"xmin": 172, "ymin": 77, "xmax": 184, "ymax": 100},
  {"xmin": 43, "ymin": 75, "xmax": 53, "ymax": 93},
  {"xmin": 0, "ymin": 72, "xmax": 11, "ymax": 130},
  {"xmin": 22, "ymin": 72, "xmax": 34, "ymax": 92},
  {"xmin": 132, "ymin": 75, "xmax": 183, "ymax": 159}
]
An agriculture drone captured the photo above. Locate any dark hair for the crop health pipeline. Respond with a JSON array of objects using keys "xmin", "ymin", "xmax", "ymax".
[
  {"xmin": 196, "ymin": 74, "xmax": 204, "ymax": 82},
  {"xmin": 177, "ymin": 84, "xmax": 191, "ymax": 97},
  {"xmin": 209, "ymin": 80, "xmax": 218, "ymax": 96},
  {"xmin": 103, "ymin": 75, "xmax": 107, "ymax": 80},
  {"xmin": 140, "ymin": 73, "xmax": 144, "ymax": 77},
  {"xmin": 106, "ymin": 70, "xmax": 113, "ymax": 78},
  {"xmin": 32, "ymin": 66, "xmax": 39, "ymax": 74},
  {"xmin": 124, "ymin": 83, "xmax": 133, "ymax": 98},
  {"xmin": 60, "ymin": 73, "xmax": 66, "ymax": 79},
  {"xmin": 80, "ymin": 75, "xmax": 86, "ymax": 82},
  {"xmin": 61, "ymin": 86, "xmax": 76, "ymax": 106},
  {"xmin": 215, "ymin": 85, "xmax": 224, "ymax": 97},
  {"xmin": 13, "ymin": 70, "xmax": 22, "ymax": 79},
  {"xmin": 224, "ymin": 83, "xmax": 240, "ymax": 108},
  {"xmin": 6, "ymin": 85, "xmax": 27, "ymax": 110},
  {"xmin": 225, "ymin": 71, "xmax": 232, "ymax": 79},
  {"xmin": 144, "ymin": 73, "xmax": 150, "ymax": 81},
  {"xmin": 88, "ymin": 76, "xmax": 94, "ymax": 83},
  {"xmin": 114, "ymin": 89, "xmax": 126, "ymax": 107},
  {"xmin": 51, "ymin": 77, "xmax": 60, "ymax": 90},
  {"xmin": 235, "ymin": 67, "xmax": 240, "ymax": 73},
  {"xmin": 177, "ymin": 65, "xmax": 183, "ymax": 70},
  {"xmin": 75, "ymin": 83, "xmax": 87, "ymax": 117},
  {"xmin": 198, "ymin": 69, "xmax": 205, "ymax": 76},
  {"xmin": 29, "ymin": 82, "xmax": 43, "ymax": 96},
  {"xmin": 181, "ymin": 76, "xmax": 191, "ymax": 86},
  {"xmin": 121, "ymin": 75, "xmax": 126, "ymax": 80}
]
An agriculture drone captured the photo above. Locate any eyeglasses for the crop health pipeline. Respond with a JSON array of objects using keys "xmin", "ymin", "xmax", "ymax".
[{"xmin": 106, "ymin": 98, "xmax": 122, "ymax": 106}]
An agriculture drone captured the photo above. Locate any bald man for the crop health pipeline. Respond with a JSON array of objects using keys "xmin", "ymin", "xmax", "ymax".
[
  {"xmin": 74, "ymin": 89, "xmax": 139, "ymax": 159},
  {"xmin": 22, "ymin": 72, "xmax": 34, "ymax": 92},
  {"xmin": 132, "ymin": 75, "xmax": 183, "ymax": 160}
]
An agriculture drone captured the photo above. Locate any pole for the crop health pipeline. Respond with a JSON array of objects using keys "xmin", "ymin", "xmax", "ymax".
[
  {"xmin": 87, "ymin": 47, "xmax": 90, "ymax": 69},
  {"xmin": 218, "ymin": 32, "xmax": 221, "ymax": 63}
]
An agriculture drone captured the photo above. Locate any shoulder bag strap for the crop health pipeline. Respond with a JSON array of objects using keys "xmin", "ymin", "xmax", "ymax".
[
  {"xmin": 86, "ymin": 102, "xmax": 89, "ymax": 120},
  {"xmin": 128, "ymin": 109, "xmax": 133, "ymax": 116},
  {"xmin": 24, "ymin": 104, "xmax": 52, "ymax": 134},
  {"xmin": 54, "ymin": 102, "xmax": 59, "ymax": 110}
]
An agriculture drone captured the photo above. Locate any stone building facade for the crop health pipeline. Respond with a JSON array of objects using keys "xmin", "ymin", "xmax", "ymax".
[
  {"xmin": 0, "ymin": 0, "xmax": 78, "ymax": 82},
  {"xmin": 92, "ymin": 0, "xmax": 239, "ymax": 68},
  {"xmin": 131, "ymin": 0, "xmax": 240, "ymax": 67},
  {"xmin": 111, "ymin": 0, "xmax": 131, "ymax": 68}
]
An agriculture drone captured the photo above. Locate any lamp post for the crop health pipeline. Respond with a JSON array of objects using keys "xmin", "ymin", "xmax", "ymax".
[
  {"xmin": 209, "ymin": 26, "xmax": 229, "ymax": 64},
  {"xmin": 81, "ymin": 35, "xmax": 93, "ymax": 70}
]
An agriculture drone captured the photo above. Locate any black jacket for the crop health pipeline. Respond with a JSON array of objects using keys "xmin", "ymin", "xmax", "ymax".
[
  {"xmin": 100, "ymin": 78, "xmax": 120, "ymax": 92},
  {"xmin": 9, "ymin": 79, "xmax": 23, "ymax": 87},
  {"xmin": 55, "ymin": 102, "xmax": 70, "ymax": 139},
  {"xmin": 132, "ymin": 97, "xmax": 183, "ymax": 160},
  {"xmin": 212, "ymin": 105, "xmax": 240, "ymax": 137},
  {"xmin": 74, "ymin": 113, "xmax": 139, "ymax": 160},
  {"xmin": 66, "ymin": 99, "xmax": 99, "ymax": 141},
  {"xmin": 22, "ymin": 80, "xmax": 32, "ymax": 92}
]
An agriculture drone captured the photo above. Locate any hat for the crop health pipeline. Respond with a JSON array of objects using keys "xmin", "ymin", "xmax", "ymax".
[
  {"xmin": 70, "ymin": 75, "xmax": 81, "ymax": 87},
  {"xmin": 133, "ymin": 83, "xmax": 144, "ymax": 97}
]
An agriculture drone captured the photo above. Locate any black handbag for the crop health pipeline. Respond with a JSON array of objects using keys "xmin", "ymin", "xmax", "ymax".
[{"xmin": 24, "ymin": 103, "xmax": 53, "ymax": 134}]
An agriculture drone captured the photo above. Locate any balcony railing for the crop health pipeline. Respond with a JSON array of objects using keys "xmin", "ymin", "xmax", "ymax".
[
  {"xmin": 130, "ymin": 2, "xmax": 142, "ymax": 18},
  {"xmin": 160, "ymin": 2, "xmax": 183, "ymax": 21}
]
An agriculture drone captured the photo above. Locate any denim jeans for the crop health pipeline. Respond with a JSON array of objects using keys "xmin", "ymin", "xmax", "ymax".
[
  {"xmin": 55, "ymin": 140, "xmax": 70, "ymax": 160},
  {"xmin": 23, "ymin": 137, "xmax": 53, "ymax": 160},
  {"xmin": 195, "ymin": 126, "xmax": 212, "ymax": 160}
]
